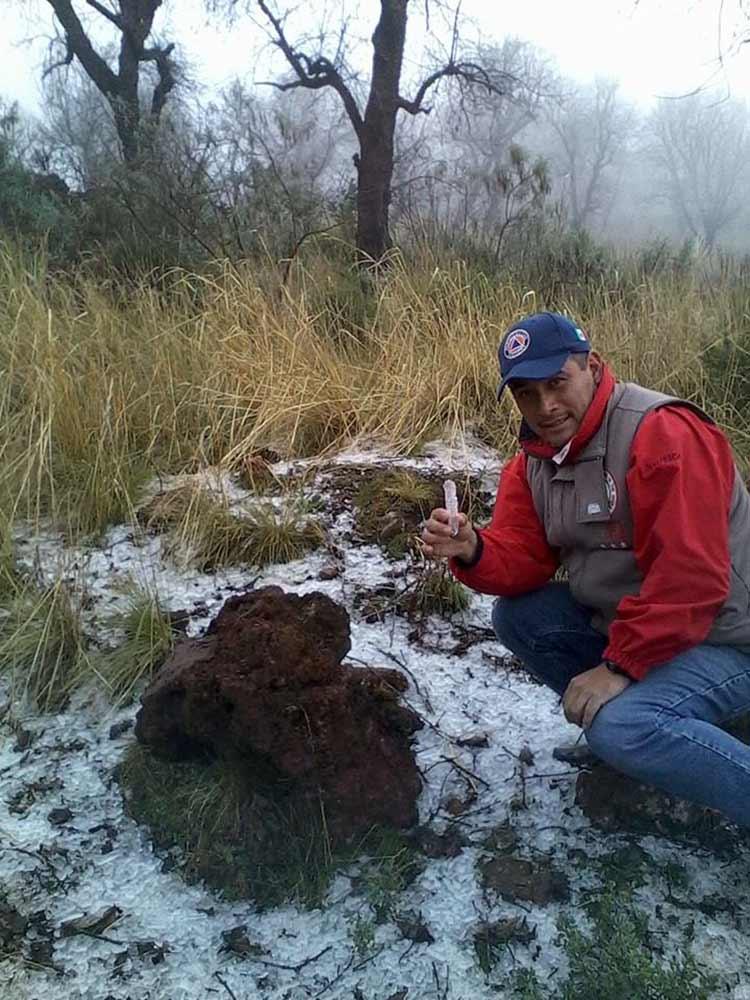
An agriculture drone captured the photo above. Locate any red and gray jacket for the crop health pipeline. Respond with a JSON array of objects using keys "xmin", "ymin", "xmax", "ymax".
[{"xmin": 450, "ymin": 366, "xmax": 750, "ymax": 680}]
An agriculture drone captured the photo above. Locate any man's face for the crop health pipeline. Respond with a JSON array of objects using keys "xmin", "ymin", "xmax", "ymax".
[{"xmin": 509, "ymin": 352, "xmax": 603, "ymax": 448}]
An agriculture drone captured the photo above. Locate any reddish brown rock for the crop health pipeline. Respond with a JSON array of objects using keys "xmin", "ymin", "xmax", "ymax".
[
  {"xmin": 135, "ymin": 586, "xmax": 423, "ymax": 842},
  {"xmin": 575, "ymin": 764, "xmax": 723, "ymax": 839}
]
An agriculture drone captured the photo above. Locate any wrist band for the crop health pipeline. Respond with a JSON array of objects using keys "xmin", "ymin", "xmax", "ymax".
[{"xmin": 603, "ymin": 658, "xmax": 625, "ymax": 676}]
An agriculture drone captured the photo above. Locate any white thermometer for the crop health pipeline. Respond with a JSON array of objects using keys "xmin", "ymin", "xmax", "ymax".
[{"xmin": 443, "ymin": 479, "xmax": 459, "ymax": 537}]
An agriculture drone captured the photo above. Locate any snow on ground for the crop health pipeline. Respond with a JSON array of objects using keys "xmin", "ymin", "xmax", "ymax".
[{"xmin": 2, "ymin": 440, "xmax": 750, "ymax": 999}]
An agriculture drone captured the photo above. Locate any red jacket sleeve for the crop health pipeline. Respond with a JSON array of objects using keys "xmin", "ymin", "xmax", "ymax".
[
  {"xmin": 449, "ymin": 452, "xmax": 559, "ymax": 595},
  {"xmin": 604, "ymin": 406, "xmax": 736, "ymax": 679}
]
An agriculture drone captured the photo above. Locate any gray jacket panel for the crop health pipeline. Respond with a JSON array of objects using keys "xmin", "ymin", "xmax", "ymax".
[{"xmin": 525, "ymin": 382, "xmax": 750, "ymax": 649}]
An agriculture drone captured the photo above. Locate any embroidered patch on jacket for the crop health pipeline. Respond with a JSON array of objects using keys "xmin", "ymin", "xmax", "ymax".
[
  {"xmin": 504, "ymin": 330, "xmax": 531, "ymax": 360},
  {"xmin": 604, "ymin": 471, "xmax": 618, "ymax": 514}
]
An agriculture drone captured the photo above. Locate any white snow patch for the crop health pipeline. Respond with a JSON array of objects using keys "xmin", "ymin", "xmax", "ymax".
[{"xmin": 2, "ymin": 442, "xmax": 749, "ymax": 999}]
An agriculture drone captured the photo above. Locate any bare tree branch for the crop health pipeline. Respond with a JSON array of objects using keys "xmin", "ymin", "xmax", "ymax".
[
  {"xmin": 398, "ymin": 62, "xmax": 504, "ymax": 115},
  {"xmin": 84, "ymin": 0, "xmax": 123, "ymax": 29},
  {"xmin": 44, "ymin": 0, "xmax": 119, "ymax": 97},
  {"xmin": 43, "ymin": 35, "xmax": 76, "ymax": 78},
  {"xmin": 143, "ymin": 43, "xmax": 177, "ymax": 117},
  {"xmin": 256, "ymin": 0, "xmax": 363, "ymax": 139}
]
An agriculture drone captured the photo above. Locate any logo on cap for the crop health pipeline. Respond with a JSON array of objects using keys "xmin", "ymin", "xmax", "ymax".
[{"xmin": 503, "ymin": 330, "xmax": 530, "ymax": 360}]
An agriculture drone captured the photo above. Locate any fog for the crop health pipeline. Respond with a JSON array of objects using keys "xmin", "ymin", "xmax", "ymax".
[{"xmin": 3, "ymin": 0, "xmax": 750, "ymax": 257}]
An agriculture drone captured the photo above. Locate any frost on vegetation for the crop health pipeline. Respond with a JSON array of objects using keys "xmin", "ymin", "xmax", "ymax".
[
  {"xmin": 0, "ymin": 447, "xmax": 748, "ymax": 1000},
  {"xmin": 94, "ymin": 581, "xmax": 177, "ymax": 705},
  {"xmin": 137, "ymin": 479, "xmax": 326, "ymax": 572},
  {"xmin": 0, "ymin": 574, "xmax": 89, "ymax": 712}
]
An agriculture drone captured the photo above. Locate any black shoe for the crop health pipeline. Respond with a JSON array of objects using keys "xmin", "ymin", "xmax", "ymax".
[{"xmin": 552, "ymin": 742, "xmax": 599, "ymax": 767}]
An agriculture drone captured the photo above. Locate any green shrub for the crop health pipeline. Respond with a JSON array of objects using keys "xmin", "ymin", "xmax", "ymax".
[{"xmin": 556, "ymin": 890, "xmax": 717, "ymax": 1000}]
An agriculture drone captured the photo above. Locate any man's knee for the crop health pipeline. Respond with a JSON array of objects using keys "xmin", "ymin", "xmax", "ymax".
[
  {"xmin": 492, "ymin": 597, "xmax": 515, "ymax": 646},
  {"xmin": 586, "ymin": 696, "xmax": 655, "ymax": 770},
  {"xmin": 492, "ymin": 594, "xmax": 538, "ymax": 653}
]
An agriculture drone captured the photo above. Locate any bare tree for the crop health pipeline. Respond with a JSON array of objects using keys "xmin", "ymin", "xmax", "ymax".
[
  {"xmin": 205, "ymin": 82, "xmax": 353, "ymax": 253},
  {"xmin": 398, "ymin": 37, "xmax": 553, "ymax": 248},
  {"xmin": 213, "ymin": 1, "xmax": 509, "ymax": 262},
  {"xmin": 645, "ymin": 91, "xmax": 750, "ymax": 249},
  {"xmin": 485, "ymin": 144, "xmax": 550, "ymax": 264},
  {"xmin": 42, "ymin": 0, "xmax": 178, "ymax": 164},
  {"xmin": 33, "ymin": 63, "xmax": 120, "ymax": 187},
  {"xmin": 545, "ymin": 78, "xmax": 635, "ymax": 231}
]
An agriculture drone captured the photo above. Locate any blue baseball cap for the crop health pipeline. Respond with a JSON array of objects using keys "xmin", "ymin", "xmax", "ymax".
[{"xmin": 497, "ymin": 312, "xmax": 591, "ymax": 398}]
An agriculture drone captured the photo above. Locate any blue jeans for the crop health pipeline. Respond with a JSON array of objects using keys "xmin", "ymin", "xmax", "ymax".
[{"xmin": 492, "ymin": 583, "xmax": 750, "ymax": 827}]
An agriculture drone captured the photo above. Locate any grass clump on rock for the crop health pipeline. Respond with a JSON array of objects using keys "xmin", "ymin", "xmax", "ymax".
[
  {"xmin": 354, "ymin": 467, "xmax": 490, "ymax": 559},
  {"xmin": 119, "ymin": 743, "xmax": 422, "ymax": 911},
  {"xmin": 355, "ymin": 468, "xmax": 441, "ymax": 559}
]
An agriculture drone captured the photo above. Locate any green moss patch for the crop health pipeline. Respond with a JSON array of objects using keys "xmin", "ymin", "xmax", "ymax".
[{"xmin": 119, "ymin": 744, "xmax": 424, "ymax": 912}]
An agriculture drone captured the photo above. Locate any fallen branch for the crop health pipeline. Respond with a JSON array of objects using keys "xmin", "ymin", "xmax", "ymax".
[
  {"xmin": 245, "ymin": 944, "xmax": 332, "ymax": 972},
  {"xmin": 311, "ymin": 946, "xmax": 384, "ymax": 998},
  {"xmin": 0, "ymin": 844, "xmax": 67, "ymax": 890},
  {"xmin": 439, "ymin": 754, "xmax": 490, "ymax": 790},
  {"xmin": 376, "ymin": 645, "xmax": 435, "ymax": 713},
  {"xmin": 213, "ymin": 972, "xmax": 239, "ymax": 1000}
]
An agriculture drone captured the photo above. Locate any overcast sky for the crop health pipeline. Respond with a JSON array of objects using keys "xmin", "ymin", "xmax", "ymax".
[{"xmin": 2, "ymin": 0, "xmax": 749, "ymax": 115}]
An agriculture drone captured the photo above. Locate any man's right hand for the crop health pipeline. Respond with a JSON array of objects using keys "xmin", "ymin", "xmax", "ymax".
[{"xmin": 420, "ymin": 508, "xmax": 478, "ymax": 563}]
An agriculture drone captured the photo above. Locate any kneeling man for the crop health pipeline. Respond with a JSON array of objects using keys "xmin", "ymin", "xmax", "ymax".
[{"xmin": 421, "ymin": 311, "xmax": 750, "ymax": 827}]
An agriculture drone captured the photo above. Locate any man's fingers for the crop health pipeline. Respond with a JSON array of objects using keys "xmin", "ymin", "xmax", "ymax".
[
  {"xmin": 424, "ymin": 512, "xmax": 452, "ymax": 535},
  {"xmin": 563, "ymin": 685, "xmax": 588, "ymax": 728},
  {"xmin": 582, "ymin": 696, "xmax": 602, "ymax": 730},
  {"xmin": 562, "ymin": 688, "xmax": 578, "ymax": 726}
]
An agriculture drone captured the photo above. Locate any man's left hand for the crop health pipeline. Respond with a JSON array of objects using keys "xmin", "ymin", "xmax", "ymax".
[{"xmin": 562, "ymin": 664, "xmax": 631, "ymax": 729}]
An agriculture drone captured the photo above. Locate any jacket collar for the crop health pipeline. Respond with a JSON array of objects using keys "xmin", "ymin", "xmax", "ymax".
[{"xmin": 519, "ymin": 365, "xmax": 616, "ymax": 464}]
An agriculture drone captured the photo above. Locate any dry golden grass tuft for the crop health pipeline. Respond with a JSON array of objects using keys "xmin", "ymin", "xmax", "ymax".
[
  {"xmin": 96, "ymin": 582, "xmax": 177, "ymax": 705},
  {"xmin": 1, "ymin": 241, "xmax": 748, "ymax": 548},
  {"xmin": 137, "ymin": 481, "xmax": 325, "ymax": 572},
  {"xmin": 0, "ymin": 576, "xmax": 89, "ymax": 712}
]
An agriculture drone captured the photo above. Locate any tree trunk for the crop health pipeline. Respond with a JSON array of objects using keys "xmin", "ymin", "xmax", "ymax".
[
  {"xmin": 44, "ymin": 0, "xmax": 176, "ymax": 167},
  {"xmin": 355, "ymin": 0, "xmax": 408, "ymax": 263},
  {"xmin": 114, "ymin": 26, "xmax": 142, "ymax": 163}
]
